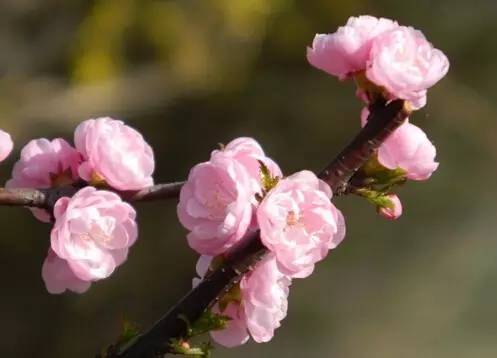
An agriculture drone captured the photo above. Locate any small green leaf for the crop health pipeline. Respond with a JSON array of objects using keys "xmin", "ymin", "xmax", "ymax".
[
  {"xmin": 258, "ymin": 160, "xmax": 280, "ymax": 194},
  {"xmin": 356, "ymin": 156, "xmax": 407, "ymax": 193},
  {"xmin": 117, "ymin": 317, "xmax": 140, "ymax": 347},
  {"xmin": 188, "ymin": 310, "xmax": 231, "ymax": 337},
  {"xmin": 218, "ymin": 285, "xmax": 241, "ymax": 313}
]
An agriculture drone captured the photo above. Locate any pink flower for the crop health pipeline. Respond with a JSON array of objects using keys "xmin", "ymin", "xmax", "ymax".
[
  {"xmin": 6, "ymin": 138, "xmax": 81, "ymax": 222},
  {"xmin": 211, "ymin": 137, "xmax": 282, "ymax": 199},
  {"xmin": 366, "ymin": 26, "xmax": 449, "ymax": 109},
  {"xmin": 378, "ymin": 121, "xmax": 438, "ymax": 180},
  {"xmin": 210, "ymin": 303, "xmax": 250, "ymax": 347},
  {"xmin": 177, "ymin": 154, "xmax": 253, "ymax": 255},
  {"xmin": 377, "ymin": 194, "xmax": 402, "ymax": 220},
  {"xmin": 307, "ymin": 15, "xmax": 398, "ymax": 79},
  {"xmin": 195, "ymin": 255, "xmax": 291, "ymax": 346},
  {"xmin": 239, "ymin": 255, "xmax": 291, "ymax": 343},
  {"xmin": 74, "ymin": 117, "xmax": 155, "ymax": 190},
  {"xmin": 0, "ymin": 129, "xmax": 13, "ymax": 162},
  {"xmin": 42, "ymin": 249, "xmax": 91, "ymax": 294},
  {"xmin": 257, "ymin": 170, "xmax": 346, "ymax": 278},
  {"xmin": 50, "ymin": 187, "xmax": 138, "ymax": 282}
]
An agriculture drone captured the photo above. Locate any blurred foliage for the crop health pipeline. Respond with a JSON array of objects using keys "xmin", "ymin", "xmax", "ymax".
[{"xmin": 1, "ymin": 0, "xmax": 497, "ymax": 357}]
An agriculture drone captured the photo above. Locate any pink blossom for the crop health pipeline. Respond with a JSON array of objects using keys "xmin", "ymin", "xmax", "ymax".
[
  {"xmin": 74, "ymin": 117, "xmax": 155, "ymax": 190},
  {"xmin": 0, "ymin": 129, "xmax": 13, "ymax": 162},
  {"xmin": 377, "ymin": 194, "xmax": 402, "ymax": 220},
  {"xmin": 307, "ymin": 15, "xmax": 398, "ymax": 79},
  {"xmin": 239, "ymin": 255, "xmax": 291, "ymax": 343},
  {"xmin": 211, "ymin": 137, "xmax": 282, "ymax": 199},
  {"xmin": 378, "ymin": 121, "xmax": 439, "ymax": 180},
  {"xmin": 177, "ymin": 154, "xmax": 253, "ymax": 255},
  {"xmin": 210, "ymin": 303, "xmax": 250, "ymax": 347},
  {"xmin": 194, "ymin": 255, "xmax": 291, "ymax": 346},
  {"xmin": 366, "ymin": 26, "xmax": 449, "ymax": 109},
  {"xmin": 42, "ymin": 249, "xmax": 91, "ymax": 294},
  {"xmin": 257, "ymin": 170, "xmax": 346, "ymax": 278},
  {"xmin": 50, "ymin": 187, "xmax": 138, "ymax": 281},
  {"xmin": 6, "ymin": 138, "xmax": 81, "ymax": 222}
]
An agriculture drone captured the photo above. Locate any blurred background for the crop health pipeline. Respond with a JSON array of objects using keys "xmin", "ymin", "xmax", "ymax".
[{"xmin": 1, "ymin": 0, "xmax": 496, "ymax": 357}]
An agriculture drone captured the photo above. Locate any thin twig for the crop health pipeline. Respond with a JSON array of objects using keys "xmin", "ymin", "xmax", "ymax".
[{"xmin": 0, "ymin": 182, "xmax": 184, "ymax": 209}]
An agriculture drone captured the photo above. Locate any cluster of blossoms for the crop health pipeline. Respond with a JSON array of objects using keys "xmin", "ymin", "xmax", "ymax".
[
  {"xmin": 178, "ymin": 137, "xmax": 346, "ymax": 345},
  {"xmin": 307, "ymin": 15, "xmax": 449, "ymax": 218},
  {"xmin": 0, "ymin": 13, "xmax": 449, "ymax": 354},
  {"xmin": 6, "ymin": 118, "xmax": 154, "ymax": 293}
]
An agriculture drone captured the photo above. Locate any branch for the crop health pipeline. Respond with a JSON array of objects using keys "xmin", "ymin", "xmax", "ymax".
[
  {"xmin": 318, "ymin": 99, "xmax": 411, "ymax": 194},
  {"xmin": 109, "ymin": 99, "xmax": 410, "ymax": 358},
  {"xmin": 0, "ymin": 182, "xmax": 184, "ymax": 209}
]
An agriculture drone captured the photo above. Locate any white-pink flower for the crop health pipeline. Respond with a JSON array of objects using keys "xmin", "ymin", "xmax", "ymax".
[
  {"xmin": 378, "ymin": 121, "xmax": 439, "ymax": 180},
  {"xmin": 257, "ymin": 170, "xmax": 346, "ymax": 278},
  {"xmin": 50, "ymin": 187, "xmax": 138, "ymax": 282},
  {"xmin": 211, "ymin": 137, "xmax": 282, "ymax": 200},
  {"xmin": 366, "ymin": 26, "xmax": 449, "ymax": 109},
  {"xmin": 42, "ymin": 249, "xmax": 91, "ymax": 294},
  {"xmin": 0, "ymin": 129, "xmax": 13, "ymax": 162},
  {"xmin": 194, "ymin": 255, "xmax": 291, "ymax": 346},
  {"xmin": 377, "ymin": 194, "xmax": 402, "ymax": 220},
  {"xmin": 307, "ymin": 15, "xmax": 398, "ymax": 80},
  {"xmin": 6, "ymin": 138, "xmax": 81, "ymax": 222},
  {"xmin": 177, "ymin": 154, "xmax": 253, "ymax": 255},
  {"xmin": 74, "ymin": 117, "xmax": 155, "ymax": 190},
  {"xmin": 239, "ymin": 255, "xmax": 290, "ymax": 343}
]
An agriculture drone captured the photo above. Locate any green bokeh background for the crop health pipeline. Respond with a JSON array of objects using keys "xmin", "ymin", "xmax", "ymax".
[{"xmin": 1, "ymin": 0, "xmax": 496, "ymax": 357}]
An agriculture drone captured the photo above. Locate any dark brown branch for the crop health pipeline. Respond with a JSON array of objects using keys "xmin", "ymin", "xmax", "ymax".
[
  {"xmin": 121, "ymin": 182, "xmax": 184, "ymax": 202},
  {"xmin": 0, "ymin": 182, "xmax": 184, "ymax": 210},
  {"xmin": 318, "ymin": 99, "xmax": 411, "ymax": 195},
  {"xmin": 108, "ymin": 99, "xmax": 410, "ymax": 358},
  {"xmin": 114, "ymin": 232, "xmax": 266, "ymax": 357}
]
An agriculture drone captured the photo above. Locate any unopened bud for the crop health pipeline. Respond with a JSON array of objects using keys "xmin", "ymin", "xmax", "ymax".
[{"xmin": 377, "ymin": 194, "xmax": 402, "ymax": 220}]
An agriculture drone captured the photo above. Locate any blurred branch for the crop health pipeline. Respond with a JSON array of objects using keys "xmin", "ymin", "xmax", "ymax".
[{"xmin": 108, "ymin": 99, "xmax": 410, "ymax": 358}]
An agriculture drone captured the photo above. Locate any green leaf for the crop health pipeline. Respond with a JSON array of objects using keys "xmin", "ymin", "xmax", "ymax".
[
  {"xmin": 258, "ymin": 160, "xmax": 280, "ymax": 194},
  {"xmin": 218, "ymin": 284, "xmax": 241, "ymax": 313},
  {"xmin": 356, "ymin": 156, "xmax": 407, "ymax": 193},
  {"xmin": 117, "ymin": 317, "xmax": 140, "ymax": 347}
]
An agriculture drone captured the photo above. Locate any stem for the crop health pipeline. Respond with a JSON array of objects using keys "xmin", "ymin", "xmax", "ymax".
[
  {"xmin": 107, "ymin": 99, "xmax": 411, "ymax": 358},
  {"xmin": 318, "ymin": 99, "xmax": 411, "ymax": 195},
  {"xmin": 0, "ymin": 182, "xmax": 184, "ymax": 209},
  {"xmin": 115, "ymin": 232, "xmax": 266, "ymax": 357}
]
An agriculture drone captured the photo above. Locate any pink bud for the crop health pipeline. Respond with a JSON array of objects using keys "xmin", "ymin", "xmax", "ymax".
[
  {"xmin": 6, "ymin": 138, "xmax": 81, "ymax": 222},
  {"xmin": 50, "ymin": 187, "xmax": 138, "ymax": 283},
  {"xmin": 0, "ymin": 129, "xmax": 13, "ymax": 162},
  {"xmin": 177, "ymin": 154, "xmax": 253, "ymax": 256},
  {"xmin": 366, "ymin": 26, "xmax": 449, "ymax": 109},
  {"xmin": 378, "ymin": 194, "xmax": 402, "ymax": 220},
  {"xmin": 257, "ymin": 170, "xmax": 346, "ymax": 278},
  {"xmin": 74, "ymin": 117, "xmax": 155, "ymax": 190},
  {"xmin": 378, "ymin": 121, "xmax": 439, "ymax": 180},
  {"xmin": 307, "ymin": 15, "xmax": 398, "ymax": 79}
]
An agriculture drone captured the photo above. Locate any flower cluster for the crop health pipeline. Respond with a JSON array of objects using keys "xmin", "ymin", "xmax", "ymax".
[
  {"xmin": 307, "ymin": 15, "xmax": 449, "ymax": 109},
  {"xmin": 6, "ymin": 117, "xmax": 154, "ymax": 293},
  {"xmin": 308, "ymin": 15, "xmax": 448, "ymax": 219},
  {"xmin": 179, "ymin": 138, "xmax": 346, "ymax": 345}
]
